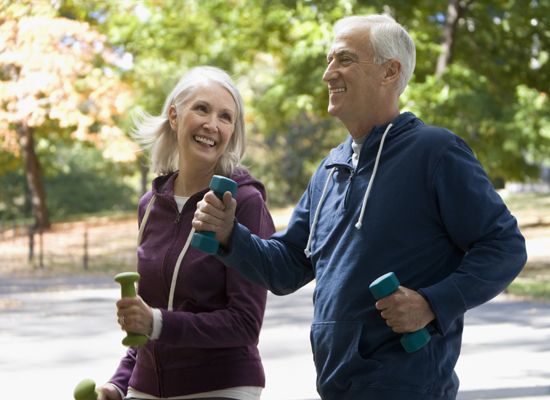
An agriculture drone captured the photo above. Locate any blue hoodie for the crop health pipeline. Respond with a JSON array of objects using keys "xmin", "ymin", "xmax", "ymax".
[{"xmin": 219, "ymin": 112, "xmax": 527, "ymax": 400}]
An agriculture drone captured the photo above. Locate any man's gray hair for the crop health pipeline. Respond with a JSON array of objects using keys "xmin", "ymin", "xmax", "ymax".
[
  {"xmin": 132, "ymin": 66, "xmax": 245, "ymax": 176},
  {"xmin": 335, "ymin": 15, "xmax": 416, "ymax": 95}
]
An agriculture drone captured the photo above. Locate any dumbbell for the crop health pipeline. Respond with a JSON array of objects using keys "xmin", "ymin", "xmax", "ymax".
[
  {"xmin": 369, "ymin": 272, "xmax": 431, "ymax": 353},
  {"xmin": 114, "ymin": 272, "xmax": 148, "ymax": 347},
  {"xmin": 73, "ymin": 378, "xmax": 97, "ymax": 400},
  {"xmin": 191, "ymin": 175, "xmax": 238, "ymax": 254}
]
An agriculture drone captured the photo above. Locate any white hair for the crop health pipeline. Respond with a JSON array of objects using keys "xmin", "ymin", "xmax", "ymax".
[
  {"xmin": 335, "ymin": 15, "xmax": 416, "ymax": 95},
  {"xmin": 132, "ymin": 66, "xmax": 246, "ymax": 176}
]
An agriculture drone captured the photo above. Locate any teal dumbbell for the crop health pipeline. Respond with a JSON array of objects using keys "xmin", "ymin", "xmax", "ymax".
[
  {"xmin": 191, "ymin": 175, "xmax": 237, "ymax": 254},
  {"xmin": 73, "ymin": 378, "xmax": 97, "ymax": 400},
  {"xmin": 114, "ymin": 272, "xmax": 148, "ymax": 347},
  {"xmin": 369, "ymin": 272, "xmax": 431, "ymax": 353}
]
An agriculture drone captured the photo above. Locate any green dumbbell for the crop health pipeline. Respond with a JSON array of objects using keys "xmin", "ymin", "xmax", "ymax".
[
  {"xmin": 369, "ymin": 272, "xmax": 431, "ymax": 353},
  {"xmin": 191, "ymin": 175, "xmax": 238, "ymax": 254},
  {"xmin": 73, "ymin": 378, "xmax": 97, "ymax": 400},
  {"xmin": 114, "ymin": 272, "xmax": 148, "ymax": 347}
]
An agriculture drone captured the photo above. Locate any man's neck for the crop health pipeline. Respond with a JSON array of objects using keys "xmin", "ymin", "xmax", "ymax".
[{"xmin": 345, "ymin": 108, "xmax": 400, "ymax": 139}]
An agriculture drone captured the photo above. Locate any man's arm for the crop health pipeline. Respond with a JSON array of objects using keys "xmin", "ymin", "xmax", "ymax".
[
  {"xmin": 418, "ymin": 138, "xmax": 527, "ymax": 335},
  {"xmin": 193, "ymin": 190, "xmax": 315, "ymax": 295}
]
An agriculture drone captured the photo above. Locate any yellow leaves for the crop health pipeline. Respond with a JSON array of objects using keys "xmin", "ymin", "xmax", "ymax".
[
  {"xmin": 99, "ymin": 126, "xmax": 139, "ymax": 163},
  {"xmin": 0, "ymin": 14, "xmax": 133, "ymax": 151}
]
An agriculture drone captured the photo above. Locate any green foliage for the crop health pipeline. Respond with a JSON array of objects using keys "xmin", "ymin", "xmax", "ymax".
[
  {"xmin": 5, "ymin": 0, "xmax": 548, "ymax": 220},
  {"xmin": 0, "ymin": 143, "xmax": 137, "ymax": 221},
  {"xmin": 44, "ymin": 144, "xmax": 137, "ymax": 220}
]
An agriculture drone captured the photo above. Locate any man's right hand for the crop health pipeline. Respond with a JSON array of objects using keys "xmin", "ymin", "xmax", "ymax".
[{"xmin": 192, "ymin": 190, "xmax": 237, "ymax": 249}]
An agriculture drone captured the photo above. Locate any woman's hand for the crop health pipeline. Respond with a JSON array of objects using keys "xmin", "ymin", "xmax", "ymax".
[
  {"xmin": 97, "ymin": 383, "xmax": 122, "ymax": 400},
  {"xmin": 116, "ymin": 295, "xmax": 153, "ymax": 336}
]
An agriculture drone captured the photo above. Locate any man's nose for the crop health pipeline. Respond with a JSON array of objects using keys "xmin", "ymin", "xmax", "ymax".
[{"xmin": 322, "ymin": 62, "xmax": 337, "ymax": 82}]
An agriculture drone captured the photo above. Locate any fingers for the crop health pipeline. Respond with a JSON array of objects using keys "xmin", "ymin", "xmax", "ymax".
[
  {"xmin": 374, "ymin": 286, "xmax": 426, "ymax": 333},
  {"xmin": 192, "ymin": 190, "xmax": 236, "ymax": 248},
  {"xmin": 116, "ymin": 296, "xmax": 153, "ymax": 335},
  {"xmin": 192, "ymin": 191, "xmax": 231, "ymax": 231}
]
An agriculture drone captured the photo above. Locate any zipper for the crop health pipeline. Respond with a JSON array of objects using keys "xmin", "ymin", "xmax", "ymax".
[{"xmin": 173, "ymin": 202, "xmax": 181, "ymax": 223}]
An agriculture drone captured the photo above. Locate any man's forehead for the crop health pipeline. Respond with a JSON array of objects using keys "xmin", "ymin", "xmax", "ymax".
[
  {"xmin": 328, "ymin": 27, "xmax": 371, "ymax": 55},
  {"xmin": 327, "ymin": 38, "xmax": 368, "ymax": 57}
]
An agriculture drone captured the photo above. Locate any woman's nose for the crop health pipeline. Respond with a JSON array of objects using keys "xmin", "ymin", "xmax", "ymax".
[{"xmin": 202, "ymin": 115, "xmax": 219, "ymax": 132}]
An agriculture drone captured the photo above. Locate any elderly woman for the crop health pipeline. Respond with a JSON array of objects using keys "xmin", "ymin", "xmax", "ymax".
[{"xmin": 98, "ymin": 66, "xmax": 275, "ymax": 400}]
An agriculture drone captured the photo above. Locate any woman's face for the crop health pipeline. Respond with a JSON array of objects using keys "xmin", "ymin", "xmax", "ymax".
[{"xmin": 170, "ymin": 82, "xmax": 236, "ymax": 171}]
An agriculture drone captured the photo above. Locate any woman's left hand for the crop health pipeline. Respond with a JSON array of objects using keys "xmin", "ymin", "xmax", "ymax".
[{"xmin": 116, "ymin": 295, "xmax": 153, "ymax": 336}]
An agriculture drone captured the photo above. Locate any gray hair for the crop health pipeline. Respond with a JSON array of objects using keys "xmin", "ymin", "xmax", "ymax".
[
  {"xmin": 334, "ymin": 15, "xmax": 416, "ymax": 95},
  {"xmin": 132, "ymin": 66, "xmax": 246, "ymax": 176}
]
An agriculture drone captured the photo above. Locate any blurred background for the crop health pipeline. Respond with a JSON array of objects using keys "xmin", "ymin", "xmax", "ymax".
[{"xmin": 0, "ymin": 0, "xmax": 549, "ymax": 298}]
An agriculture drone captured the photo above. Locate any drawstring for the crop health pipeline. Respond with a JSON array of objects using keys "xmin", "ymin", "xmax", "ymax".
[
  {"xmin": 168, "ymin": 227, "xmax": 195, "ymax": 311},
  {"xmin": 304, "ymin": 167, "xmax": 336, "ymax": 258},
  {"xmin": 355, "ymin": 123, "xmax": 392, "ymax": 229},
  {"xmin": 303, "ymin": 122, "xmax": 393, "ymax": 257}
]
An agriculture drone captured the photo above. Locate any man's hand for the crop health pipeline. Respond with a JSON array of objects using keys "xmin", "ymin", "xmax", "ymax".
[
  {"xmin": 375, "ymin": 286, "xmax": 435, "ymax": 333},
  {"xmin": 192, "ymin": 190, "xmax": 236, "ymax": 248}
]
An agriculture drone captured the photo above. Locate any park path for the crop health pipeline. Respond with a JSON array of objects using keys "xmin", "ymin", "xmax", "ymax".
[{"xmin": 1, "ymin": 275, "xmax": 550, "ymax": 399}]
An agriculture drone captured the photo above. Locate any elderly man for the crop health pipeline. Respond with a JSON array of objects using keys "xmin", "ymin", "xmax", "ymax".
[{"xmin": 193, "ymin": 14, "xmax": 526, "ymax": 400}]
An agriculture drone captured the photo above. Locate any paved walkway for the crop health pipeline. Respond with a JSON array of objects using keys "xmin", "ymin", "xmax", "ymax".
[{"xmin": 0, "ymin": 276, "xmax": 549, "ymax": 399}]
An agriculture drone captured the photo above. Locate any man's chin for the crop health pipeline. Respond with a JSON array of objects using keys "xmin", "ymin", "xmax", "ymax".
[{"xmin": 327, "ymin": 105, "xmax": 339, "ymax": 116}]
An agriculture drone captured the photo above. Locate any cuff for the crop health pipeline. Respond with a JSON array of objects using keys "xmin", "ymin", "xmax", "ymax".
[{"xmin": 150, "ymin": 308, "xmax": 163, "ymax": 340}]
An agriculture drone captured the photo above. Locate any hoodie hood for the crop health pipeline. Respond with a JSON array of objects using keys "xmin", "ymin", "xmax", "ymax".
[
  {"xmin": 150, "ymin": 167, "xmax": 268, "ymax": 203},
  {"xmin": 325, "ymin": 111, "xmax": 421, "ymax": 168}
]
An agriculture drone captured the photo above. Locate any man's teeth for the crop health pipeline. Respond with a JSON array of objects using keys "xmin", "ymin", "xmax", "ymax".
[
  {"xmin": 194, "ymin": 136, "xmax": 215, "ymax": 146},
  {"xmin": 330, "ymin": 87, "xmax": 346, "ymax": 94}
]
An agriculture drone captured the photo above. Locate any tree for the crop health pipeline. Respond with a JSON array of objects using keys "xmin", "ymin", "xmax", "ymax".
[{"xmin": 0, "ymin": 1, "xmax": 133, "ymax": 228}]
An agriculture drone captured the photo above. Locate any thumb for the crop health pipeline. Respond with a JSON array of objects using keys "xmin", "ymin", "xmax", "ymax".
[{"xmin": 222, "ymin": 191, "xmax": 235, "ymax": 210}]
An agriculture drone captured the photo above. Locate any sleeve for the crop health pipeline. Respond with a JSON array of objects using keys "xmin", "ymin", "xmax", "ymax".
[
  {"xmin": 157, "ymin": 187, "xmax": 276, "ymax": 348},
  {"xmin": 418, "ymin": 138, "xmax": 527, "ymax": 335},
  {"xmin": 107, "ymin": 347, "xmax": 137, "ymax": 395},
  {"xmin": 219, "ymin": 184, "xmax": 316, "ymax": 295}
]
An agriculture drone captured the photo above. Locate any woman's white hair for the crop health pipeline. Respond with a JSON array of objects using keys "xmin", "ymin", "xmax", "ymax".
[
  {"xmin": 132, "ymin": 66, "xmax": 245, "ymax": 176},
  {"xmin": 335, "ymin": 15, "xmax": 416, "ymax": 95}
]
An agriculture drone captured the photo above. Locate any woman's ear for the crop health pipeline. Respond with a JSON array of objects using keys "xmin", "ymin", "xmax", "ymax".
[{"xmin": 168, "ymin": 105, "xmax": 178, "ymax": 131}]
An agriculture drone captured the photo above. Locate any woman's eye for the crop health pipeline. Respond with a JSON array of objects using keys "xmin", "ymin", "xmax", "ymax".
[
  {"xmin": 195, "ymin": 104, "xmax": 208, "ymax": 113},
  {"xmin": 220, "ymin": 113, "xmax": 233, "ymax": 123}
]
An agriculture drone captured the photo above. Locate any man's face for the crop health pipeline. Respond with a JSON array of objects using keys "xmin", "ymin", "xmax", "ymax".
[{"xmin": 322, "ymin": 28, "xmax": 386, "ymax": 127}]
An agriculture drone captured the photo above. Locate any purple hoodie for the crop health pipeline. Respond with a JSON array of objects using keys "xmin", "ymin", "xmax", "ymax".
[{"xmin": 108, "ymin": 168, "xmax": 275, "ymax": 397}]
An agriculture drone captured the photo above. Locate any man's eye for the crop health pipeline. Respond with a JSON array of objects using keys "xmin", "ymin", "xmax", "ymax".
[
  {"xmin": 340, "ymin": 57, "xmax": 352, "ymax": 65},
  {"xmin": 195, "ymin": 104, "xmax": 208, "ymax": 113}
]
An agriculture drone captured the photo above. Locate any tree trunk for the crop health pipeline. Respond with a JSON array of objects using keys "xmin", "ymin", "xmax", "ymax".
[
  {"xmin": 436, "ymin": 0, "xmax": 467, "ymax": 77},
  {"xmin": 17, "ymin": 123, "xmax": 51, "ymax": 230}
]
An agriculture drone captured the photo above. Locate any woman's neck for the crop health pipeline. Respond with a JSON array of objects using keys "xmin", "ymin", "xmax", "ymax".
[{"xmin": 173, "ymin": 167, "xmax": 214, "ymax": 197}]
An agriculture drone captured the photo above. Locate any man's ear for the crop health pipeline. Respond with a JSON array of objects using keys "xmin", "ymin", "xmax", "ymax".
[
  {"xmin": 383, "ymin": 59, "xmax": 401, "ymax": 86},
  {"xmin": 168, "ymin": 105, "xmax": 178, "ymax": 131}
]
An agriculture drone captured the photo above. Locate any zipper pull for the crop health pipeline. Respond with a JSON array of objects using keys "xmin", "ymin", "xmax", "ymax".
[
  {"xmin": 348, "ymin": 168, "xmax": 355, "ymax": 181},
  {"xmin": 174, "ymin": 211, "xmax": 181, "ymax": 223}
]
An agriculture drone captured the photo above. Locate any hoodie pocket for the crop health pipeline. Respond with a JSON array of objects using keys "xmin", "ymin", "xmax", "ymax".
[{"xmin": 310, "ymin": 321, "xmax": 383, "ymax": 395}]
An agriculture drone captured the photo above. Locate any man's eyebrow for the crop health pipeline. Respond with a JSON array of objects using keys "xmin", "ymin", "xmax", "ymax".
[{"xmin": 327, "ymin": 49, "xmax": 359, "ymax": 61}]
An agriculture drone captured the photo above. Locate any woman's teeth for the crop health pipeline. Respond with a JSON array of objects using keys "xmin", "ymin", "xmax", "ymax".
[{"xmin": 194, "ymin": 135, "xmax": 215, "ymax": 147}]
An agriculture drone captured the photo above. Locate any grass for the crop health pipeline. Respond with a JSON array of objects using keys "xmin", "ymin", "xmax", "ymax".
[{"xmin": 500, "ymin": 191, "xmax": 550, "ymax": 302}]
